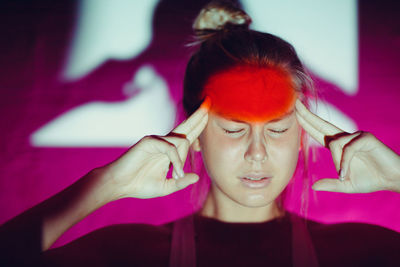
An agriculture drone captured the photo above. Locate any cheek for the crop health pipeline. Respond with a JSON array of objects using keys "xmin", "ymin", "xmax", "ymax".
[
  {"xmin": 199, "ymin": 126, "xmax": 242, "ymax": 176},
  {"xmin": 268, "ymin": 125, "xmax": 300, "ymax": 166},
  {"xmin": 277, "ymin": 126, "xmax": 300, "ymax": 149},
  {"xmin": 201, "ymin": 130, "xmax": 239, "ymax": 160}
]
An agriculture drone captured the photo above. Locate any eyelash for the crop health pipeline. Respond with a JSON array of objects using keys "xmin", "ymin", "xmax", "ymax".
[
  {"xmin": 269, "ymin": 129, "xmax": 288, "ymax": 134},
  {"xmin": 223, "ymin": 129, "xmax": 243, "ymax": 134},
  {"xmin": 223, "ymin": 129, "xmax": 288, "ymax": 134}
]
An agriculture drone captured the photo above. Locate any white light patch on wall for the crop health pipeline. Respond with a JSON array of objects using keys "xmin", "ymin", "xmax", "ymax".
[
  {"xmin": 63, "ymin": 0, "xmax": 159, "ymax": 81},
  {"xmin": 242, "ymin": 0, "xmax": 358, "ymax": 95},
  {"xmin": 32, "ymin": 66, "xmax": 176, "ymax": 147}
]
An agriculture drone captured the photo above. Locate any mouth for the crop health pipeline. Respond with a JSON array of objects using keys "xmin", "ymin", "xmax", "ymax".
[
  {"xmin": 240, "ymin": 174, "xmax": 272, "ymax": 188},
  {"xmin": 242, "ymin": 176, "xmax": 268, "ymax": 181}
]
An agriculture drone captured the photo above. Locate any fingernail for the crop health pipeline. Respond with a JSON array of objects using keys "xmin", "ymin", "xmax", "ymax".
[
  {"xmin": 173, "ymin": 172, "xmax": 179, "ymax": 180},
  {"xmin": 178, "ymin": 169, "xmax": 185, "ymax": 178},
  {"xmin": 339, "ymin": 169, "xmax": 345, "ymax": 181}
]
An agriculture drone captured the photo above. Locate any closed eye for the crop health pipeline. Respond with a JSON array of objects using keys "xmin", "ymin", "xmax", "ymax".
[
  {"xmin": 223, "ymin": 129, "xmax": 244, "ymax": 134},
  {"xmin": 268, "ymin": 128, "xmax": 288, "ymax": 134}
]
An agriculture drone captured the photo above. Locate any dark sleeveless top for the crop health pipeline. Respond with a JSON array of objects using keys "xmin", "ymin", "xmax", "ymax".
[{"xmin": 170, "ymin": 213, "xmax": 318, "ymax": 267}]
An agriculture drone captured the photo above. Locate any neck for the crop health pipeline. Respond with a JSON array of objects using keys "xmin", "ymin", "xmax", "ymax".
[{"xmin": 199, "ymin": 187, "xmax": 283, "ymax": 223}]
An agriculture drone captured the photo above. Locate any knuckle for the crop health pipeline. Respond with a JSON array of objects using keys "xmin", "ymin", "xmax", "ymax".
[
  {"xmin": 143, "ymin": 135, "xmax": 157, "ymax": 141},
  {"xmin": 166, "ymin": 141, "xmax": 176, "ymax": 150},
  {"xmin": 364, "ymin": 131, "xmax": 373, "ymax": 139},
  {"xmin": 138, "ymin": 135, "xmax": 152, "ymax": 145},
  {"xmin": 148, "ymin": 135, "xmax": 176, "ymax": 149},
  {"xmin": 141, "ymin": 135, "xmax": 150, "ymax": 141},
  {"xmin": 329, "ymin": 138, "xmax": 342, "ymax": 149},
  {"xmin": 169, "ymin": 140, "xmax": 180, "ymax": 150},
  {"xmin": 173, "ymin": 136, "xmax": 189, "ymax": 149}
]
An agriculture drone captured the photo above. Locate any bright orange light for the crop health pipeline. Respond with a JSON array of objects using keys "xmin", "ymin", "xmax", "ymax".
[{"xmin": 203, "ymin": 65, "xmax": 296, "ymax": 122}]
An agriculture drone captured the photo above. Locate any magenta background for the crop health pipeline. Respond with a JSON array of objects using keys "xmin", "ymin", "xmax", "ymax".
[{"xmin": 0, "ymin": 0, "xmax": 399, "ymax": 248}]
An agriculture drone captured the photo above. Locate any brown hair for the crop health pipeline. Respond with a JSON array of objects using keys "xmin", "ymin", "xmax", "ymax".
[
  {"xmin": 183, "ymin": 1, "xmax": 314, "ymax": 117},
  {"xmin": 184, "ymin": 1, "xmax": 315, "ymax": 213}
]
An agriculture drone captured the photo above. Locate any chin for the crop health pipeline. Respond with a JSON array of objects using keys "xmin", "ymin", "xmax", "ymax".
[{"xmin": 236, "ymin": 193, "xmax": 276, "ymax": 208}]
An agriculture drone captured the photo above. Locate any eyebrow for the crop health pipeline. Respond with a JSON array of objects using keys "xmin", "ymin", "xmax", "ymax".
[{"xmin": 229, "ymin": 110, "xmax": 294, "ymax": 124}]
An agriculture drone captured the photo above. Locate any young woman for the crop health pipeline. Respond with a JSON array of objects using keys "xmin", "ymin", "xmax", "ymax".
[{"xmin": 1, "ymin": 2, "xmax": 400, "ymax": 266}]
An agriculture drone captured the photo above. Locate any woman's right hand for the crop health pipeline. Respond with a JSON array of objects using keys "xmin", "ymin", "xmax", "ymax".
[
  {"xmin": 102, "ymin": 100, "xmax": 209, "ymax": 200},
  {"xmin": 0, "ymin": 100, "xmax": 209, "ymax": 253}
]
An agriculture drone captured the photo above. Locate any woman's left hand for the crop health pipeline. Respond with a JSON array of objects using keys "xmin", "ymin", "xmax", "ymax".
[{"xmin": 295, "ymin": 99, "xmax": 400, "ymax": 193}]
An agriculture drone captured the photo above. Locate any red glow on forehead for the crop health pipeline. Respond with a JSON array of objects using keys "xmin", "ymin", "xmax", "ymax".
[{"xmin": 203, "ymin": 65, "xmax": 296, "ymax": 122}]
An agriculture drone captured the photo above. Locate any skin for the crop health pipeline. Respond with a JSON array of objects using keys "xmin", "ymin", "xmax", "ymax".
[{"xmin": 193, "ymin": 104, "xmax": 301, "ymax": 223}]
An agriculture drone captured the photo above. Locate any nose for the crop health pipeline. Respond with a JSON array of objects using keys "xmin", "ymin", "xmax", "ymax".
[{"xmin": 244, "ymin": 132, "xmax": 267, "ymax": 163}]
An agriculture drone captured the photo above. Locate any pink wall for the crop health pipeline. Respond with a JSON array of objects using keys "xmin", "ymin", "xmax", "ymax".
[{"xmin": 0, "ymin": 0, "xmax": 399, "ymax": 249}]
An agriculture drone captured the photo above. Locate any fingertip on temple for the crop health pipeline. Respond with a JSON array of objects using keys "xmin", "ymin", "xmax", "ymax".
[
  {"xmin": 200, "ymin": 96, "xmax": 212, "ymax": 111},
  {"xmin": 295, "ymin": 98, "xmax": 306, "ymax": 112}
]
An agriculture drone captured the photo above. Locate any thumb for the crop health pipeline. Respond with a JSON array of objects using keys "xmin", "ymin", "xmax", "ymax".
[
  {"xmin": 312, "ymin": 178, "xmax": 349, "ymax": 193},
  {"xmin": 164, "ymin": 173, "xmax": 200, "ymax": 195},
  {"xmin": 176, "ymin": 173, "xmax": 200, "ymax": 189}
]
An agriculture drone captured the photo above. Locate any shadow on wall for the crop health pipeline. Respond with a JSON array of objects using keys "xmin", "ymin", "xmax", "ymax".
[
  {"xmin": 28, "ymin": 0, "xmax": 218, "ymax": 147},
  {"xmin": 27, "ymin": 0, "xmax": 358, "ymax": 149}
]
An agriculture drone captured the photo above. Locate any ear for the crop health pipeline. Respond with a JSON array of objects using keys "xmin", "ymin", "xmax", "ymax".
[{"xmin": 191, "ymin": 138, "xmax": 201, "ymax": 152}]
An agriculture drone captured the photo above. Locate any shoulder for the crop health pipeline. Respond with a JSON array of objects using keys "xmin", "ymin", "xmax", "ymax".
[
  {"xmin": 42, "ymin": 222, "xmax": 174, "ymax": 266},
  {"xmin": 306, "ymin": 218, "xmax": 400, "ymax": 245},
  {"xmin": 305, "ymin": 218, "xmax": 400, "ymax": 266},
  {"xmin": 91, "ymin": 222, "xmax": 173, "ymax": 240},
  {"xmin": 64, "ymin": 222, "xmax": 173, "ymax": 248}
]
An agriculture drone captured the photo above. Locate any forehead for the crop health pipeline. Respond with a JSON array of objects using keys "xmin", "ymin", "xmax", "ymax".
[{"xmin": 203, "ymin": 65, "xmax": 296, "ymax": 123}]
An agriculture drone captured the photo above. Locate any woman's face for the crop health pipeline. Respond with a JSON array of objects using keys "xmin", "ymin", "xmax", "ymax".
[{"xmin": 197, "ymin": 105, "xmax": 301, "ymax": 208}]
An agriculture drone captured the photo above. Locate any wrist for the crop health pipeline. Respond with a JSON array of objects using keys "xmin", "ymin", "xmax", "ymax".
[
  {"xmin": 387, "ymin": 154, "xmax": 400, "ymax": 193},
  {"xmin": 393, "ymin": 165, "xmax": 400, "ymax": 193},
  {"xmin": 88, "ymin": 167, "xmax": 125, "ymax": 204}
]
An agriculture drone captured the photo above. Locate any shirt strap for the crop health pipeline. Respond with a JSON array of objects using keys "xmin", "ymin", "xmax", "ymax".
[
  {"xmin": 169, "ymin": 215, "xmax": 196, "ymax": 267},
  {"xmin": 291, "ymin": 213, "xmax": 319, "ymax": 267}
]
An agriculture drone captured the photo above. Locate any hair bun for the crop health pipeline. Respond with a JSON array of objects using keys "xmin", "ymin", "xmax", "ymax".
[{"xmin": 193, "ymin": 1, "xmax": 252, "ymax": 32}]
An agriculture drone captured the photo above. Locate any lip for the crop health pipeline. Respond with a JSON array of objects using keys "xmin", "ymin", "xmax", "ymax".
[{"xmin": 240, "ymin": 173, "xmax": 272, "ymax": 189}]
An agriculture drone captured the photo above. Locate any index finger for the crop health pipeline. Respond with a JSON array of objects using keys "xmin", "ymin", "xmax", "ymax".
[
  {"xmin": 295, "ymin": 99, "xmax": 343, "ymax": 145},
  {"xmin": 172, "ymin": 98, "xmax": 210, "ymax": 144}
]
